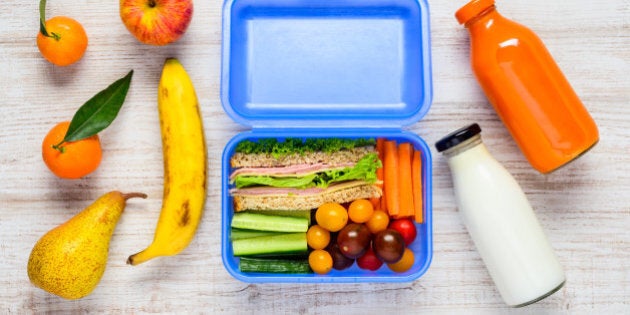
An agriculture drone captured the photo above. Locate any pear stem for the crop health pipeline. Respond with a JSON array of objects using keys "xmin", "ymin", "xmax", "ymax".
[{"xmin": 122, "ymin": 192, "xmax": 148, "ymax": 200}]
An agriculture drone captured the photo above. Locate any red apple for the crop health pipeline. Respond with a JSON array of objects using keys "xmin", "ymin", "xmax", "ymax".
[{"xmin": 120, "ymin": 0, "xmax": 193, "ymax": 46}]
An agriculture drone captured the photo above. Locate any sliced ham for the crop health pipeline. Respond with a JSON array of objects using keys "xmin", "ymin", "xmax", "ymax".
[{"xmin": 228, "ymin": 162, "xmax": 356, "ymax": 181}]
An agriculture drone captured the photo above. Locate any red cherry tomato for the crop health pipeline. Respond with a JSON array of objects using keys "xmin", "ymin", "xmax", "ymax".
[
  {"xmin": 356, "ymin": 247, "xmax": 383, "ymax": 271},
  {"xmin": 389, "ymin": 218, "xmax": 417, "ymax": 246}
]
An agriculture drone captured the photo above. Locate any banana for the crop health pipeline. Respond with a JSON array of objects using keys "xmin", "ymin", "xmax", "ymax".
[{"xmin": 127, "ymin": 58, "xmax": 207, "ymax": 266}]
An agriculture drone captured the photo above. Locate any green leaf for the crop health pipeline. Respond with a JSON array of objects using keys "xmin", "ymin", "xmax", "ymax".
[
  {"xmin": 234, "ymin": 138, "xmax": 376, "ymax": 157},
  {"xmin": 235, "ymin": 174, "xmax": 318, "ymax": 189},
  {"xmin": 63, "ymin": 70, "xmax": 133, "ymax": 143}
]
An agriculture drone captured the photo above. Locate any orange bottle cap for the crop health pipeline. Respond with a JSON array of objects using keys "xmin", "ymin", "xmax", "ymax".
[{"xmin": 455, "ymin": 0, "xmax": 495, "ymax": 25}]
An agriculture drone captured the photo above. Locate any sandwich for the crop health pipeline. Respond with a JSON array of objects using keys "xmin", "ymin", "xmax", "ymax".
[{"xmin": 229, "ymin": 138, "xmax": 382, "ymax": 211}]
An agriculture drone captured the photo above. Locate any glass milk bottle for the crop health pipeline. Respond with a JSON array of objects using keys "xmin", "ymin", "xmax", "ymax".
[
  {"xmin": 456, "ymin": 0, "xmax": 599, "ymax": 173},
  {"xmin": 436, "ymin": 123, "xmax": 565, "ymax": 307}
]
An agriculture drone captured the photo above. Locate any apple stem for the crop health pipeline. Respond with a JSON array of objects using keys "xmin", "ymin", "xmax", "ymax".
[{"xmin": 148, "ymin": 0, "xmax": 157, "ymax": 8}]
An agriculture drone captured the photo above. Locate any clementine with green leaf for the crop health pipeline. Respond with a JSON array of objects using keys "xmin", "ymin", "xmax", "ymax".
[{"xmin": 42, "ymin": 71, "xmax": 134, "ymax": 179}]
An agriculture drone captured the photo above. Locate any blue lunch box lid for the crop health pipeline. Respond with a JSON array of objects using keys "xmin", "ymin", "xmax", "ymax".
[{"xmin": 220, "ymin": 0, "xmax": 433, "ymax": 128}]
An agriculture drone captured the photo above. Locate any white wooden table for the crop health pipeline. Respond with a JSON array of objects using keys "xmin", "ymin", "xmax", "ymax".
[{"xmin": 1, "ymin": 0, "xmax": 628, "ymax": 313}]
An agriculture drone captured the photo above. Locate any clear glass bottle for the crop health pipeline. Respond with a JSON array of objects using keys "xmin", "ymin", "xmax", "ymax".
[
  {"xmin": 456, "ymin": 0, "xmax": 599, "ymax": 173},
  {"xmin": 436, "ymin": 123, "xmax": 565, "ymax": 307}
]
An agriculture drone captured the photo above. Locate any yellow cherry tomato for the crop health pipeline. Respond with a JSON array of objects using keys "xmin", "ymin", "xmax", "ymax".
[
  {"xmin": 306, "ymin": 225, "xmax": 331, "ymax": 250},
  {"xmin": 315, "ymin": 202, "xmax": 348, "ymax": 232},
  {"xmin": 387, "ymin": 248, "xmax": 415, "ymax": 273},
  {"xmin": 308, "ymin": 249, "xmax": 333, "ymax": 275},
  {"xmin": 365, "ymin": 210, "xmax": 390, "ymax": 234},
  {"xmin": 348, "ymin": 199, "xmax": 375, "ymax": 223}
]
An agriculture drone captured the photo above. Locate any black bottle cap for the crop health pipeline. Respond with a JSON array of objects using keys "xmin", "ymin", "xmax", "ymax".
[{"xmin": 435, "ymin": 123, "xmax": 482, "ymax": 152}]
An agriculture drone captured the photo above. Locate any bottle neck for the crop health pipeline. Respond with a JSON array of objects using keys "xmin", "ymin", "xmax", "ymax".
[
  {"xmin": 464, "ymin": 5, "xmax": 499, "ymax": 31},
  {"xmin": 442, "ymin": 134, "xmax": 483, "ymax": 158}
]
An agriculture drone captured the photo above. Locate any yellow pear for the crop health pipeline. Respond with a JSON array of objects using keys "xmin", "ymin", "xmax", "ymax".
[{"xmin": 27, "ymin": 191, "xmax": 146, "ymax": 299}]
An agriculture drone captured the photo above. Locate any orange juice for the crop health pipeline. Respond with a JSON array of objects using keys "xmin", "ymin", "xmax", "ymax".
[{"xmin": 456, "ymin": 0, "xmax": 599, "ymax": 173}]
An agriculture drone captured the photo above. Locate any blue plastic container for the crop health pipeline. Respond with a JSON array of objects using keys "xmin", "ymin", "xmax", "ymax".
[{"xmin": 221, "ymin": 0, "xmax": 433, "ymax": 283}]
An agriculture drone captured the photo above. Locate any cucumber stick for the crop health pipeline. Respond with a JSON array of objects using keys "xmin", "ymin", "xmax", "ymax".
[
  {"xmin": 239, "ymin": 257, "xmax": 312, "ymax": 274},
  {"xmin": 231, "ymin": 212, "xmax": 308, "ymax": 232},
  {"xmin": 230, "ymin": 228, "xmax": 284, "ymax": 240},
  {"xmin": 242, "ymin": 210, "xmax": 312, "ymax": 226},
  {"xmin": 232, "ymin": 233, "xmax": 307, "ymax": 256}
]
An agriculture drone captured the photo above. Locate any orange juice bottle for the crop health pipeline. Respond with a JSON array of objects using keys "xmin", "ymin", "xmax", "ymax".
[{"xmin": 455, "ymin": 0, "xmax": 599, "ymax": 173}]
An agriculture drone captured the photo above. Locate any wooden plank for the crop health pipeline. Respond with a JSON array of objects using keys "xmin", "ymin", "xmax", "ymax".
[{"xmin": 0, "ymin": 0, "xmax": 628, "ymax": 312}]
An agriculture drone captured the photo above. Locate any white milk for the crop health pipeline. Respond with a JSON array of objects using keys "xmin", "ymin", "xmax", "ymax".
[{"xmin": 437, "ymin": 124, "xmax": 565, "ymax": 307}]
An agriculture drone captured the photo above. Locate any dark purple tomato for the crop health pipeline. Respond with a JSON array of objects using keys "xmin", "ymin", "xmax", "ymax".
[
  {"xmin": 373, "ymin": 229, "xmax": 405, "ymax": 263},
  {"xmin": 327, "ymin": 241, "xmax": 354, "ymax": 271},
  {"xmin": 356, "ymin": 247, "xmax": 383, "ymax": 271},
  {"xmin": 336, "ymin": 223, "xmax": 372, "ymax": 259}
]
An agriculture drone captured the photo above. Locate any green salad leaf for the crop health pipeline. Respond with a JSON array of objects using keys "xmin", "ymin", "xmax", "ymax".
[
  {"xmin": 235, "ymin": 138, "xmax": 376, "ymax": 158},
  {"xmin": 234, "ymin": 153, "xmax": 382, "ymax": 189}
]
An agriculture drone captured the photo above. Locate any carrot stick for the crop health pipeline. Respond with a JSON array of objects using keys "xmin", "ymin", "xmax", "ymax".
[
  {"xmin": 397, "ymin": 142, "xmax": 414, "ymax": 218},
  {"xmin": 412, "ymin": 149, "xmax": 424, "ymax": 223},
  {"xmin": 370, "ymin": 197, "xmax": 380, "ymax": 210},
  {"xmin": 372, "ymin": 138, "xmax": 386, "ymax": 210},
  {"xmin": 383, "ymin": 140, "xmax": 399, "ymax": 216}
]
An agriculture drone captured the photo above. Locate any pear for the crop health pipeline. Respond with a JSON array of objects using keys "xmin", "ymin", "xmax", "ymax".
[{"xmin": 27, "ymin": 191, "xmax": 146, "ymax": 299}]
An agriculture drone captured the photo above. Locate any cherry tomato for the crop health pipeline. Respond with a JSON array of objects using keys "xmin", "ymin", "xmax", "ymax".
[
  {"xmin": 348, "ymin": 199, "xmax": 374, "ymax": 223},
  {"xmin": 387, "ymin": 248, "xmax": 415, "ymax": 273},
  {"xmin": 315, "ymin": 202, "xmax": 348, "ymax": 232},
  {"xmin": 389, "ymin": 218, "xmax": 417, "ymax": 246},
  {"xmin": 306, "ymin": 225, "xmax": 330, "ymax": 250},
  {"xmin": 337, "ymin": 223, "xmax": 371, "ymax": 259},
  {"xmin": 327, "ymin": 241, "xmax": 354, "ymax": 271},
  {"xmin": 308, "ymin": 249, "xmax": 333, "ymax": 275},
  {"xmin": 365, "ymin": 210, "xmax": 390, "ymax": 234},
  {"xmin": 356, "ymin": 247, "xmax": 383, "ymax": 271},
  {"xmin": 373, "ymin": 229, "xmax": 405, "ymax": 263}
]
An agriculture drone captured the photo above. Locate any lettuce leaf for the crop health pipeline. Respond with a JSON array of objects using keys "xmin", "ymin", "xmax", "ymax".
[
  {"xmin": 234, "ymin": 174, "xmax": 318, "ymax": 189},
  {"xmin": 235, "ymin": 138, "xmax": 376, "ymax": 158},
  {"xmin": 234, "ymin": 153, "xmax": 382, "ymax": 189}
]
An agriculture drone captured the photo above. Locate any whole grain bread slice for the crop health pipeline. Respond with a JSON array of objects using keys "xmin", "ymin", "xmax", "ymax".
[
  {"xmin": 230, "ymin": 146, "xmax": 376, "ymax": 168},
  {"xmin": 232, "ymin": 183, "xmax": 382, "ymax": 212}
]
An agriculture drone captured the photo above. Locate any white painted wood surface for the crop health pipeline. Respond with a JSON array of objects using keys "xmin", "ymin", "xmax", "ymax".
[{"xmin": 1, "ymin": 0, "xmax": 628, "ymax": 313}]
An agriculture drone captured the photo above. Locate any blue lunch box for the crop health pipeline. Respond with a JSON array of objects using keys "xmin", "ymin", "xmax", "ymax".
[{"xmin": 220, "ymin": 0, "xmax": 433, "ymax": 283}]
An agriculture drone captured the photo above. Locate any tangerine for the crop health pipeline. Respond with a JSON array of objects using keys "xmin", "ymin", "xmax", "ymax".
[
  {"xmin": 37, "ymin": 16, "xmax": 88, "ymax": 66},
  {"xmin": 42, "ymin": 121, "xmax": 102, "ymax": 179}
]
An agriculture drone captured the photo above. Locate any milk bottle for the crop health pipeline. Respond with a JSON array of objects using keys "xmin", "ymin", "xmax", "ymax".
[{"xmin": 436, "ymin": 123, "xmax": 565, "ymax": 307}]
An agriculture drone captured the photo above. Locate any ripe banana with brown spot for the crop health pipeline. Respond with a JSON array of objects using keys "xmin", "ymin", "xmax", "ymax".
[{"xmin": 127, "ymin": 58, "xmax": 207, "ymax": 265}]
